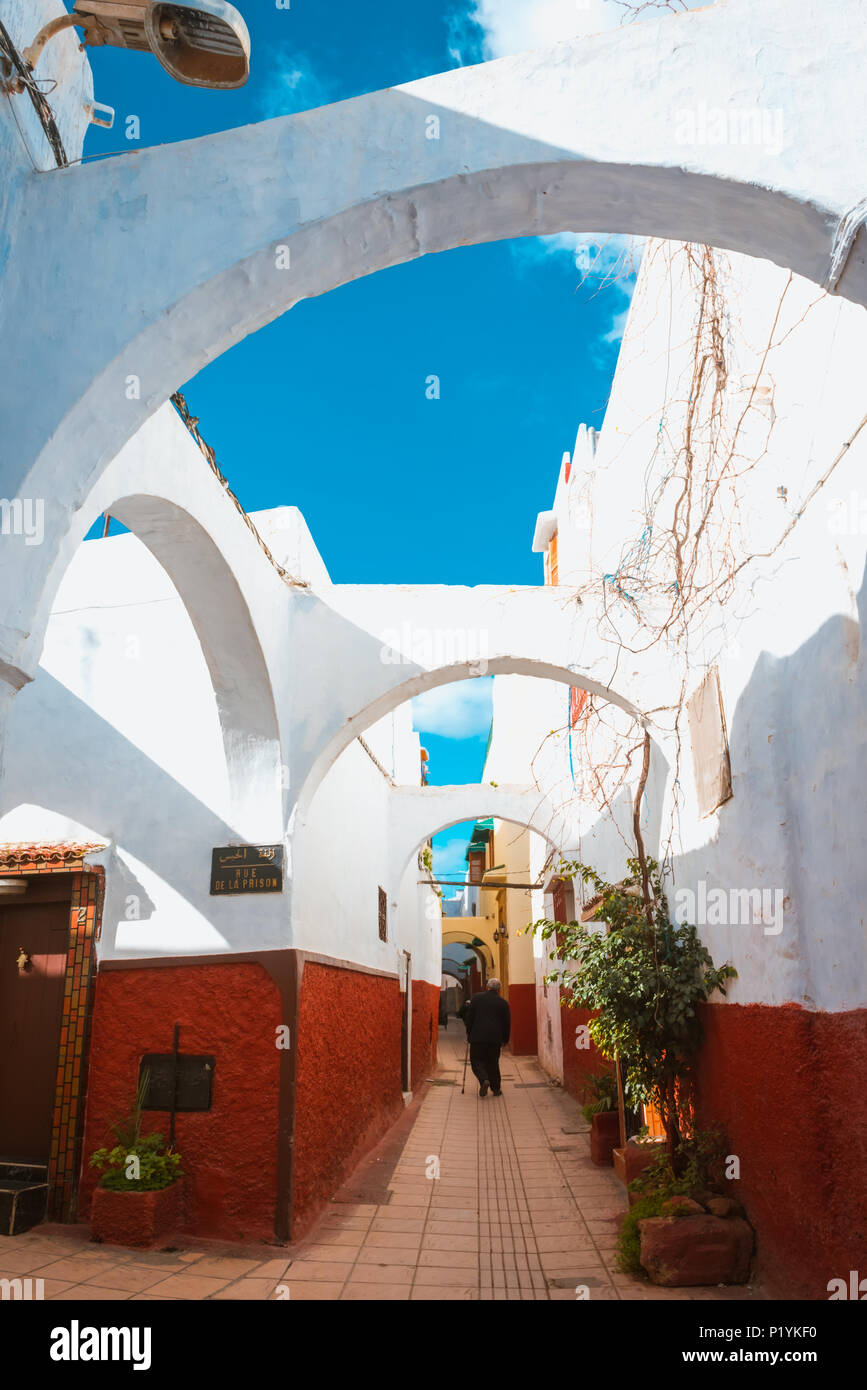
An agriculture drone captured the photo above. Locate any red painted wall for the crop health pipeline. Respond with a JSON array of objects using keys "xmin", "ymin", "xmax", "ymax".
[
  {"xmin": 411, "ymin": 980, "xmax": 439, "ymax": 1087},
  {"xmin": 696, "ymin": 1001, "xmax": 867, "ymax": 1299},
  {"xmin": 81, "ymin": 963, "xmax": 281, "ymax": 1242},
  {"xmin": 560, "ymin": 997, "xmax": 609, "ymax": 1103},
  {"xmin": 508, "ymin": 983, "xmax": 537, "ymax": 1055},
  {"xmin": 292, "ymin": 963, "xmax": 404, "ymax": 1238}
]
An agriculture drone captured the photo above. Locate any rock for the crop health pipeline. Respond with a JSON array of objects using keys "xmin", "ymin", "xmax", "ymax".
[
  {"xmin": 660, "ymin": 1196, "xmax": 705, "ymax": 1218},
  {"xmin": 638, "ymin": 1214, "xmax": 754, "ymax": 1286},
  {"xmin": 706, "ymin": 1196, "xmax": 744, "ymax": 1219}
]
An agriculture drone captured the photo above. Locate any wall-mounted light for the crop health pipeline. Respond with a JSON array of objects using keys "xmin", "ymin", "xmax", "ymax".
[{"xmin": 7, "ymin": 2, "xmax": 250, "ymax": 94}]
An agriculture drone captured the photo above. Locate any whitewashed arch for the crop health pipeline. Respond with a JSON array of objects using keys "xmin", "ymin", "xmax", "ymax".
[
  {"xmin": 3, "ymin": 0, "xmax": 867, "ymax": 696},
  {"xmin": 387, "ymin": 784, "xmax": 569, "ymax": 899},
  {"xmin": 293, "ymin": 648, "xmax": 670, "ymax": 824},
  {"xmin": 442, "ymin": 933, "xmax": 494, "ymax": 973},
  {"xmin": 17, "ymin": 405, "xmax": 284, "ymax": 839}
]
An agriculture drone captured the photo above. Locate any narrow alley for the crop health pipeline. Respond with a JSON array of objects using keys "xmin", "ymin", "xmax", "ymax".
[
  {"xmin": 0, "ymin": 1023, "xmax": 762, "ymax": 1303},
  {"xmin": 1, "ymin": 0, "xmax": 864, "ymax": 1345},
  {"xmin": 278, "ymin": 1023, "xmax": 763, "ymax": 1302}
]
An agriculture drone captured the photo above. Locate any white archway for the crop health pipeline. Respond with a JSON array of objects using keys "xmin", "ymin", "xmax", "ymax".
[
  {"xmin": 3, "ymin": 0, "xmax": 867, "ymax": 696},
  {"xmin": 387, "ymin": 784, "xmax": 568, "ymax": 898},
  {"xmin": 16, "ymin": 405, "xmax": 284, "ymax": 839},
  {"xmin": 294, "ymin": 649, "xmax": 671, "ymax": 825}
]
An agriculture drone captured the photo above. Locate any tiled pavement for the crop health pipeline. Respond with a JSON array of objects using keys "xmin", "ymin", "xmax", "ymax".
[{"xmin": 0, "ymin": 1021, "xmax": 764, "ymax": 1302}]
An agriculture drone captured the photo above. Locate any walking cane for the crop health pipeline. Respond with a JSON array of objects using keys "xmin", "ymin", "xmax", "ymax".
[{"xmin": 461, "ymin": 1039, "xmax": 470, "ymax": 1094}]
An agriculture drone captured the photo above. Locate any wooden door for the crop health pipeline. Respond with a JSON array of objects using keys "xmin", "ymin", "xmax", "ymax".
[{"xmin": 0, "ymin": 895, "xmax": 69, "ymax": 1161}]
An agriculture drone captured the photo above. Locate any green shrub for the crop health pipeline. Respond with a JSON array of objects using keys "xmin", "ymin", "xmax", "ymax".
[
  {"xmin": 527, "ymin": 857, "xmax": 735, "ymax": 1153},
  {"xmin": 90, "ymin": 1130, "xmax": 183, "ymax": 1192},
  {"xmin": 581, "ymin": 1070, "xmax": 618, "ymax": 1123},
  {"xmin": 629, "ymin": 1125, "xmax": 728, "ymax": 1202},
  {"xmin": 617, "ymin": 1126, "xmax": 730, "ymax": 1275},
  {"xmin": 88, "ymin": 1068, "xmax": 183, "ymax": 1192},
  {"xmin": 617, "ymin": 1193, "xmax": 670, "ymax": 1274}
]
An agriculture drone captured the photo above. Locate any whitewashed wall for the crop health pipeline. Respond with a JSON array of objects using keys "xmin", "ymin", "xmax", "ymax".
[
  {"xmin": 530, "ymin": 241, "xmax": 867, "ymax": 1015},
  {"xmin": 0, "ymin": 518, "xmax": 442, "ymax": 983}
]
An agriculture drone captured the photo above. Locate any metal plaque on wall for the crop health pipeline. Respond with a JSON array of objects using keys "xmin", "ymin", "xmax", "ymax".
[
  {"xmin": 140, "ymin": 1054, "xmax": 216, "ymax": 1112},
  {"xmin": 210, "ymin": 844, "xmax": 283, "ymax": 895}
]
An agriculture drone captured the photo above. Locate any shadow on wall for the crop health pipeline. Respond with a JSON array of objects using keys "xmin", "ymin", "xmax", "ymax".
[
  {"xmin": 680, "ymin": 559, "xmax": 867, "ymax": 1300},
  {"xmin": 0, "ymin": 670, "xmax": 286, "ymax": 954},
  {"xmin": 575, "ymin": 552, "xmax": 867, "ymax": 1298}
]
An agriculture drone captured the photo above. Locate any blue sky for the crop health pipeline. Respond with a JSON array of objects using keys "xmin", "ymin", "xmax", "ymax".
[
  {"xmin": 412, "ymin": 679, "xmax": 494, "ymax": 885},
  {"xmin": 82, "ymin": 1, "xmax": 641, "ymax": 582},
  {"xmin": 79, "ymin": 0, "xmax": 657, "ymax": 872}
]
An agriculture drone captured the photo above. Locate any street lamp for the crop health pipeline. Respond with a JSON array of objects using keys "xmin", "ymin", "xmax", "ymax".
[{"xmin": 8, "ymin": 2, "xmax": 250, "ymax": 93}]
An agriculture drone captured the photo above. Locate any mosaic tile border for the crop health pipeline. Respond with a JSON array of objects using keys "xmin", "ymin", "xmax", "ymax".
[{"xmin": 0, "ymin": 847, "xmax": 103, "ymax": 1220}]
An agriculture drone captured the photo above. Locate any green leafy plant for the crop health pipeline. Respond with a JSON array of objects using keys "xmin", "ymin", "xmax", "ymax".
[
  {"xmin": 628, "ymin": 1125, "xmax": 729, "ymax": 1202},
  {"xmin": 617, "ymin": 1126, "xmax": 731, "ymax": 1274},
  {"xmin": 581, "ymin": 1070, "xmax": 618, "ymax": 1123},
  {"xmin": 89, "ymin": 1070, "xmax": 183, "ymax": 1192},
  {"xmin": 420, "ymin": 845, "xmax": 443, "ymax": 899},
  {"xmin": 617, "ymin": 1192, "xmax": 671, "ymax": 1274},
  {"xmin": 528, "ymin": 857, "xmax": 736, "ymax": 1158}
]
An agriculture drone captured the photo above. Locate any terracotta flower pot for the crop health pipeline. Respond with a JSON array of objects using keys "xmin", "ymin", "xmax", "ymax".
[
  {"xmin": 614, "ymin": 1139, "xmax": 665, "ymax": 1198},
  {"xmin": 91, "ymin": 1180, "xmax": 182, "ymax": 1249},
  {"xmin": 589, "ymin": 1110, "xmax": 620, "ymax": 1166}
]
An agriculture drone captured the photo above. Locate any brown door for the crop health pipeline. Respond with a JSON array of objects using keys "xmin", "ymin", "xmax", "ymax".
[{"xmin": 0, "ymin": 895, "xmax": 69, "ymax": 1161}]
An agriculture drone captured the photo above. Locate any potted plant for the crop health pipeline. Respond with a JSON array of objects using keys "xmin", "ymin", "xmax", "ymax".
[
  {"xmin": 89, "ymin": 1071, "xmax": 184, "ymax": 1249},
  {"xmin": 616, "ymin": 1129, "xmax": 753, "ymax": 1286},
  {"xmin": 528, "ymin": 856, "xmax": 735, "ymax": 1159},
  {"xmin": 528, "ymin": 859, "xmax": 748, "ymax": 1285},
  {"xmin": 613, "ymin": 1127, "xmax": 666, "ymax": 1195},
  {"xmin": 582, "ymin": 1071, "xmax": 620, "ymax": 1166}
]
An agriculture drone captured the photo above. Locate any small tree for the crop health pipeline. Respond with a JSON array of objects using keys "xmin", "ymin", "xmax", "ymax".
[{"xmin": 529, "ymin": 857, "xmax": 735, "ymax": 1157}]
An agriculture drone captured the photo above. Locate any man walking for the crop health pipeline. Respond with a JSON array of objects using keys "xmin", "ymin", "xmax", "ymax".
[{"xmin": 463, "ymin": 978, "xmax": 510, "ymax": 1097}]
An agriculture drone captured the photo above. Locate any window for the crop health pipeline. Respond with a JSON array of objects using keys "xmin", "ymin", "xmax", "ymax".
[{"xmin": 378, "ymin": 886, "xmax": 388, "ymax": 942}]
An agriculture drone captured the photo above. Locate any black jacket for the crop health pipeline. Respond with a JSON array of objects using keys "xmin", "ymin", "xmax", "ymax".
[{"xmin": 464, "ymin": 990, "xmax": 510, "ymax": 1046}]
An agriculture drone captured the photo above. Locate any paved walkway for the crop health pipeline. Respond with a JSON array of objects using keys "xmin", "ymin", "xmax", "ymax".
[{"xmin": 0, "ymin": 1022, "xmax": 763, "ymax": 1301}]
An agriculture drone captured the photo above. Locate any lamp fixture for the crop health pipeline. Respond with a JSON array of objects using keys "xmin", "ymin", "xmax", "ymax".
[{"xmin": 6, "ymin": 2, "xmax": 250, "ymax": 94}]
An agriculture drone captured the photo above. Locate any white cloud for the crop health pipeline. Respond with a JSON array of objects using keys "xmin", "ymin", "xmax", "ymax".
[
  {"xmin": 451, "ymin": 1, "xmax": 702, "ymax": 65},
  {"xmin": 435, "ymin": 835, "xmax": 475, "ymax": 876},
  {"xmin": 514, "ymin": 229, "xmax": 642, "ymax": 282},
  {"xmin": 411, "ymin": 679, "xmax": 493, "ymax": 739},
  {"xmin": 510, "ymin": 229, "xmax": 642, "ymax": 353},
  {"xmin": 256, "ymin": 49, "xmax": 331, "ymax": 120}
]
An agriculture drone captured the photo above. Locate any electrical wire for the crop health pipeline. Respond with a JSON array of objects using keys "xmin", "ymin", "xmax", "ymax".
[{"xmin": 0, "ymin": 17, "xmax": 67, "ymax": 168}]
